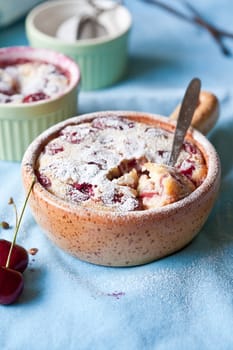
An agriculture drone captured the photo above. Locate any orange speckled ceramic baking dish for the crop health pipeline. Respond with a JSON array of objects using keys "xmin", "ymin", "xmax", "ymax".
[{"xmin": 21, "ymin": 91, "xmax": 221, "ymax": 266}]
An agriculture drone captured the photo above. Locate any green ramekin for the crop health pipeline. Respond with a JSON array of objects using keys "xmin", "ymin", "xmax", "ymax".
[{"xmin": 25, "ymin": 0, "xmax": 132, "ymax": 91}]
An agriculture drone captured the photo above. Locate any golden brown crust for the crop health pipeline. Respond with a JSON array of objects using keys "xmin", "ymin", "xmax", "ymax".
[{"xmin": 138, "ymin": 163, "xmax": 195, "ymax": 209}]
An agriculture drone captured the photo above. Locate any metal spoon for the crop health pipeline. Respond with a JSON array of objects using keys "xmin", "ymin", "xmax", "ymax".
[
  {"xmin": 167, "ymin": 78, "xmax": 201, "ymax": 167},
  {"xmin": 76, "ymin": 0, "xmax": 122, "ymax": 40},
  {"xmin": 77, "ymin": 15, "xmax": 107, "ymax": 40}
]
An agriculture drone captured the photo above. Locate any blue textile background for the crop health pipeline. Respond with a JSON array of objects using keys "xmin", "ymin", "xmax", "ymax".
[{"xmin": 1, "ymin": 1, "xmax": 233, "ymax": 349}]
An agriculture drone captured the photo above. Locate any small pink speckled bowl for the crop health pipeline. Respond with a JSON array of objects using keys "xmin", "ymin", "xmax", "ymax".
[{"xmin": 21, "ymin": 95, "xmax": 221, "ymax": 267}]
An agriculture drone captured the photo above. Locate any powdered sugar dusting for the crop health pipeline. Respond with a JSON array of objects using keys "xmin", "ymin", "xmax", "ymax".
[
  {"xmin": 0, "ymin": 61, "xmax": 68, "ymax": 103},
  {"xmin": 36, "ymin": 115, "xmax": 206, "ymax": 211}
]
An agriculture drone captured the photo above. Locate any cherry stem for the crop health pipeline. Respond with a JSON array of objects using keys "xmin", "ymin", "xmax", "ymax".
[
  {"xmin": 9, "ymin": 198, "xmax": 18, "ymax": 229},
  {"xmin": 5, "ymin": 178, "xmax": 35, "ymax": 269}
]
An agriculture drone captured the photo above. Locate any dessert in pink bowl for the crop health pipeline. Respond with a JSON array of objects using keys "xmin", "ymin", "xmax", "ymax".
[
  {"xmin": 0, "ymin": 60, "xmax": 69, "ymax": 104},
  {"xmin": 0, "ymin": 46, "xmax": 80, "ymax": 161}
]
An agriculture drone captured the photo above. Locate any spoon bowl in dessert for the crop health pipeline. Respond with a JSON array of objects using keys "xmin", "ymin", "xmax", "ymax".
[{"xmin": 21, "ymin": 91, "xmax": 220, "ymax": 266}]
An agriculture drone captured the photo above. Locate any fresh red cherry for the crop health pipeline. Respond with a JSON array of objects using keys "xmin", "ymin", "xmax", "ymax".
[
  {"xmin": 0, "ymin": 239, "xmax": 29, "ymax": 273},
  {"xmin": 0, "ymin": 179, "xmax": 35, "ymax": 305},
  {"xmin": 0, "ymin": 266, "xmax": 24, "ymax": 305}
]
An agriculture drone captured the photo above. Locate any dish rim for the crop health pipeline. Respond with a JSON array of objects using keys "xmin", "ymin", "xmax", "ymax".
[{"xmin": 22, "ymin": 110, "xmax": 221, "ymax": 220}]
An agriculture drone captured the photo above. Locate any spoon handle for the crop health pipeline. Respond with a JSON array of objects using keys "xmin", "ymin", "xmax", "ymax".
[{"xmin": 168, "ymin": 78, "xmax": 201, "ymax": 167}]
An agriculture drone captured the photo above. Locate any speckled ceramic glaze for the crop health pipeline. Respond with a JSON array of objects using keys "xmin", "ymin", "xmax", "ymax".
[
  {"xmin": 21, "ymin": 102, "xmax": 221, "ymax": 266},
  {"xmin": 0, "ymin": 46, "xmax": 80, "ymax": 161}
]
